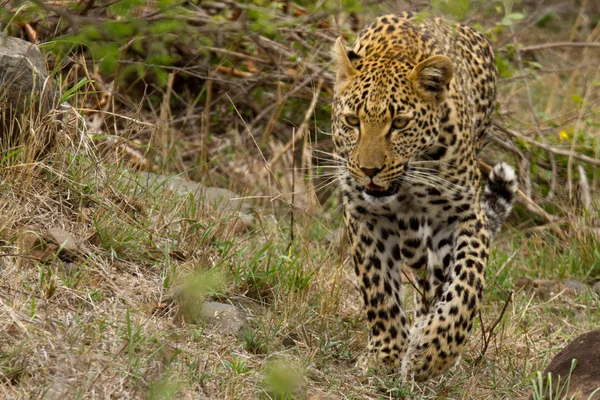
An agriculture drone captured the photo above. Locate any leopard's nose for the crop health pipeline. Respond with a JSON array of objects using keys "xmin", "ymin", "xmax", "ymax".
[{"xmin": 360, "ymin": 167, "xmax": 383, "ymax": 178}]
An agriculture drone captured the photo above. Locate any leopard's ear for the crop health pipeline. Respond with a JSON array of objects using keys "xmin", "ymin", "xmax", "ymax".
[
  {"xmin": 332, "ymin": 37, "xmax": 359, "ymax": 90},
  {"xmin": 409, "ymin": 55, "xmax": 453, "ymax": 102}
]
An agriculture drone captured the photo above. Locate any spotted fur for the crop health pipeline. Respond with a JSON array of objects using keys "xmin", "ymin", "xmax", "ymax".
[{"xmin": 331, "ymin": 13, "xmax": 517, "ymax": 381}]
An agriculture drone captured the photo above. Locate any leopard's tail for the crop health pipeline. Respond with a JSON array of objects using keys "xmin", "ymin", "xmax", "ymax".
[{"xmin": 481, "ymin": 162, "xmax": 518, "ymax": 240}]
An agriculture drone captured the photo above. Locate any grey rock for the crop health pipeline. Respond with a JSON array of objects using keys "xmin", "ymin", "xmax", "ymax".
[
  {"xmin": 593, "ymin": 281, "xmax": 600, "ymax": 297},
  {"xmin": 140, "ymin": 172, "xmax": 252, "ymax": 214},
  {"xmin": 200, "ymin": 301, "xmax": 246, "ymax": 335},
  {"xmin": 0, "ymin": 34, "xmax": 59, "ymax": 119},
  {"xmin": 537, "ymin": 330, "xmax": 600, "ymax": 400},
  {"xmin": 122, "ymin": 172, "xmax": 254, "ymax": 226},
  {"xmin": 515, "ymin": 277, "xmax": 575, "ymax": 300},
  {"xmin": 45, "ymin": 228, "xmax": 79, "ymax": 257},
  {"xmin": 562, "ymin": 279, "xmax": 589, "ymax": 295}
]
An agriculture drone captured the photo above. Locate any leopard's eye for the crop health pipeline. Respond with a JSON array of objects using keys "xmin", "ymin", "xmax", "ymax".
[
  {"xmin": 392, "ymin": 117, "xmax": 410, "ymax": 130},
  {"xmin": 344, "ymin": 115, "xmax": 360, "ymax": 127}
]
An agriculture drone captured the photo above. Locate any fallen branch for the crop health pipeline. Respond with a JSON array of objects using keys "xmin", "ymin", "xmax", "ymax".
[{"xmin": 493, "ymin": 121, "xmax": 600, "ymax": 167}]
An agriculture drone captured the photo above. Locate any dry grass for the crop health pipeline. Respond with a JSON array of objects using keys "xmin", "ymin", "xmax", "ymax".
[
  {"xmin": 0, "ymin": 106, "xmax": 598, "ymax": 399},
  {"xmin": 0, "ymin": 3, "xmax": 600, "ymax": 400}
]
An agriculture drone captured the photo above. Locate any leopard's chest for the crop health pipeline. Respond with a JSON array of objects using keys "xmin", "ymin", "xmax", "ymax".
[
  {"xmin": 346, "ymin": 203, "xmax": 458, "ymax": 274},
  {"xmin": 342, "ymin": 178, "xmax": 464, "ymax": 221}
]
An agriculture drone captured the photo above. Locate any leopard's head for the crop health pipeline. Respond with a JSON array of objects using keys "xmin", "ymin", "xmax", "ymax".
[{"xmin": 331, "ymin": 37, "xmax": 453, "ymax": 197}]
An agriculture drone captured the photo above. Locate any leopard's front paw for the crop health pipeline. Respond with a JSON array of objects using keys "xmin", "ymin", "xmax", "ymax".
[
  {"xmin": 355, "ymin": 352, "xmax": 378, "ymax": 373},
  {"xmin": 356, "ymin": 342, "xmax": 406, "ymax": 374},
  {"xmin": 401, "ymin": 321, "xmax": 461, "ymax": 382}
]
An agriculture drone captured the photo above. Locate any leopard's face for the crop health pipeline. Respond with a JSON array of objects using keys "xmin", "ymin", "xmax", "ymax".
[{"xmin": 332, "ymin": 39, "xmax": 454, "ymax": 198}]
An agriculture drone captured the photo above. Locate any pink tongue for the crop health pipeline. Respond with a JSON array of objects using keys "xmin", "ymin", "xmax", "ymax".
[{"xmin": 367, "ymin": 183, "xmax": 385, "ymax": 191}]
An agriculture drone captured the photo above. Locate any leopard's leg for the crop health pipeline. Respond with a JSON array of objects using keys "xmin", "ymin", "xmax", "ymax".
[
  {"xmin": 401, "ymin": 211, "xmax": 489, "ymax": 381},
  {"xmin": 411, "ymin": 244, "xmax": 449, "ymax": 321},
  {"xmin": 411, "ymin": 267, "xmax": 429, "ymax": 320},
  {"xmin": 418, "ymin": 226, "xmax": 456, "ymax": 317},
  {"xmin": 398, "ymin": 218, "xmax": 432, "ymax": 321},
  {"xmin": 346, "ymin": 211, "xmax": 410, "ymax": 367},
  {"xmin": 404, "ymin": 220, "xmax": 451, "ymax": 322}
]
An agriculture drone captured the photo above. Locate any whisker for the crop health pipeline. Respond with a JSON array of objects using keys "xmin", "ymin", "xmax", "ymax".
[
  {"xmin": 290, "ymin": 166, "xmax": 344, "ymax": 172},
  {"xmin": 312, "ymin": 178, "xmax": 344, "ymax": 194},
  {"xmin": 410, "ymin": 159, "xmax": 454, "ymax": 167},
  {"xmin": 306, "ymin": 174, "xmax": 344, "ymax": 181},
  {"xmin": 408, "ymin": 166, "xmax": 456, "ymax": 178},
  {"xmin": 311, "ymin": 157, "xmax": 346, "ymax": 165},
  {"xmin": 401, "ymin": 176, "xmax": 462, "ymax": 207},
  {"xmin": 404, "ymin": 171, "xmax": 472, "ymax": 193},
  {"xmin": 404, "ymin": 172, "xmax": 468, "ymax": 193},
  {"xmin": 312, "ymin": 149, "xmax": 347, "ymax": 161}
]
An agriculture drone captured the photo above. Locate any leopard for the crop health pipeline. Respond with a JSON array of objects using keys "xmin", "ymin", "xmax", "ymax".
[{"xmin": 330, "ymin": 13, "xmax": 518, "ymax": 381}]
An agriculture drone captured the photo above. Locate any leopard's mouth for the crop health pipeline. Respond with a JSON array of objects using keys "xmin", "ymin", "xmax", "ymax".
[{"xmin": 362, "ymin": 182, "xmax": 400, "ymax": 198}]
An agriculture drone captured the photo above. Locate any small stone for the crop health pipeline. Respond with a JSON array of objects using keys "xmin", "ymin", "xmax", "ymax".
[
  {"xmin": 18, "ymin": 228, "xmax": 56, "ymax": 263},
  {"xmin": 282, "ymin": 334, "xmax": 298, "ymax": 348},
  {"xmin": 19, "ymin": 229, "xmax": 44, "ymax": 254},
  {"xmin": 562, "ymin": 279, "xmax": 588, "ymax": 295},
  {"xmin": 592, "ymin": 281, "xmax": 600, "ymax": 297},
  {"xmin": 199, "ymin": 301, "xmax": 246, "ymax": 335},
  {"xmin": 514, "ymin": 277, "xmax": 534, "ymax": 290},
  {"xmin": 45, "ymin": 228, "xmax": 79, "ymax": 258},
  {"xmin": 514, "ymin": 277, "xmax": 575, "ymax": 300},
  {"xmin": 227, "ymin": 215, "xmax": 254, "ymax": 234},
  {"xmin": 308, "ymin": 394, "xmax": 341, "ymax": 400}
]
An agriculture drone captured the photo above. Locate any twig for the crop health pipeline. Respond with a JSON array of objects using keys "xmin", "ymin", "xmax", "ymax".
[
  {"xmin": 260, "ymin": 83, "xmax": 285, "ymax": 146},
  {"xmin": 108, "ymin": 137, "xmax": 151, "ymax": 170},
  {"xmin": 494, "ymin": 251, "xmax": 518, "ymax": 279},
  {"xmin": 576, "ymin": 165, "xmax": 592, "ymax": 212},
  {"xmin": 248, "ymin": 63, "xmax": 331, "ymax": 130},
  {"xmin": 78, "ymin": 0, "xmax": 95, "ymax": 15},
  {"xmin": 546, "ymin": 153, "xmax": 557, "ymax": 201},
  {"xmin": 510, "ymin": 26, "xmax": 542, "ymax": 141},
  {"xmin": 0, "ymin": 285, "xmax": 78, "ymax": 313},
  {"xmin": 200, "ymin": 71, "xmax": 213, "ymax": 175},
  {"xmin": 401, "ymin": 269, "xmax": 424, "ymax": 302},
  {"xmin": 252, "ymin": 34, "xmax": 294, "ymax": 60},
  {"xmin": 0, "ymin": 253, "xmax": 43, "ymax": 259},
  {"xmin": 518, "ymin": 156, "xmax": 533, "ymax": 203},
  {"xmin": 268, "ymin": 79, "xmax": 324, "ymax": 167},
  {"xmin": 75, "ymin": 108, "xmax": 156, "ymax": 127},
  {"xmin": 30, "ymin": 0, "xmax": 99, "ymax": 27},
  {"xmin": 157, "ymin": 72, "xmax": 175, "ymax": 164},
  {"xmin": 288, "ymin": 127, "xmax": 296, "ymax": 251},
  {"xmin": 474, "ymin": 290, "xmax": 513, "ymax": 365},
  {"xmin": 570, "ymin": 0, "xmax": 590, "ymax": 42},
  {"xmin": 568, "ymin": 82, "xmax": 592, "ymax": 201},
  {"xmin": 215, "ymin": 65, "xmax": 255, "ymax": 78},
  {"xmin": 22, "ymin": 23, "xmax": 37, "ymax": 43},
  {"xmin": 207, "ymin": 47, "xmax": 270, "ymax": 64},
  {"xmin": 519, "ymin": 41, "xmax": 600, "ymax": 52}
]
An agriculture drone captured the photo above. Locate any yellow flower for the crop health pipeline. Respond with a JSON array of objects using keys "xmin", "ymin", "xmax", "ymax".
[{"xmin": 559, "ymin": 130, "xmax": 569, "ymax": 141}]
